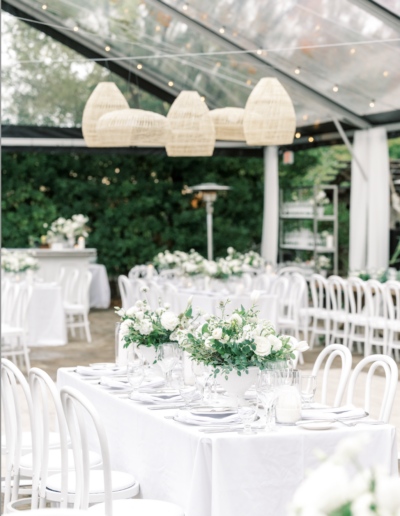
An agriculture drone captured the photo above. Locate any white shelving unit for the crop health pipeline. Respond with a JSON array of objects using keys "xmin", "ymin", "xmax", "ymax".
[{"xmin": 278, "ymin": 185, "xmax": 339, "ymax": 275}]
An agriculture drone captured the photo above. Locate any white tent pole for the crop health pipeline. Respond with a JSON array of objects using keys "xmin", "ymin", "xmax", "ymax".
[
  {"xmin": 333, "ymin": 118, "xmax": 367, "ymax": 181},
  {"xmin": 261, "ymin": 146, "xmax": 279, "ymax": 265}
]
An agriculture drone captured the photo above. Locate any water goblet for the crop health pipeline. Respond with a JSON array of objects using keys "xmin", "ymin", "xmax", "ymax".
[
  {"xmin": 301, "ymin": 375, "xmax": 317, "ymax": 408},
  {"xmin": 237, "ymin": 397, "xmax": 258, "ymax": 435},
  {"xmin": 177, "ymin": 377, "xmax": 200, "ymax": 410},
  {"xmin": 157, "ymin": 343, "xmax": 179, "ymax": 389},
  {"xmin": 127, "ymin": 363, "xmax": 145, "ymax": 399},
  {"xmin": 256, "ymin": 370, "xmax": 278, "ymax": 431},
  {"xmin": 191, "ymin": 361, "xmax": 211, "ymax": 402}
]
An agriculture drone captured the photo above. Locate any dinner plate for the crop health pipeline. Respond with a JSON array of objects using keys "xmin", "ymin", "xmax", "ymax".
[
  {"xmin": 89, "ymin": 363, "xmax": 117, "ymax": 370},
  {"xmin": 173, "ymin": 414, "xmax": 260, "ymax": 427},
  {"xmin": 296, "ymin": 421, "xmax": 335, "ymax": 431},
  {"xmin": 191, "ymin": 406, "xmax": 237, "ymax": 416}
]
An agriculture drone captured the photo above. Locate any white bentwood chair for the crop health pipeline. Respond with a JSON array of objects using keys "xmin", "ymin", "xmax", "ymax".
[
  {"xmin": 384, "ymin": 281, "xmax": 400, "ymax": 361},
  {"xmin": 365, "ymin": 279, "xmax": 388, "ymax": 356},
  {"xmin": 346, "ymin": 355, "xmax": 398, "ymax": 423},
  {"xmin": 300, "ymin": 274, "xmax": 330, "ymax": 348},
  {"xmin": 118, "ymin": 275, "xmax": 135, "ymax": 311},
  {"xmin": 64, "ymin": 271, "xmax": 92, "ymax": 343},
  {"xmin": 277, "ymin": 273, "xmax": 306, "ymax": 342},
  {"xmin": 2, "ymin": 283, "xmax": 33, "ymax": 371},
  {"xmin": 311, "ymin": 344, "xmax": 352, "ymax": 407},
  {"xmin": 128, "ymin": 265, "xmax": 148, "ymax": 280},
  {"xmin": 328, "ymin": 275, "xmax": 350, "ymax": 348},
  {"xmin": 60, "ymin": 386, "xmax": 184, "ymax": 516}
]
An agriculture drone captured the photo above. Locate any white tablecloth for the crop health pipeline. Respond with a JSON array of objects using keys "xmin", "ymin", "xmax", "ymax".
[
  {"xmin": 57, "ymin": 368, "xmax": 398, "ymax": 516},
  {"xmin": 89, "ymin": 264, "xmax": 110, "ymax": 309},
  {"xmin": 28, "ymin": 284, "xmax": 67, "ymax": 347}
]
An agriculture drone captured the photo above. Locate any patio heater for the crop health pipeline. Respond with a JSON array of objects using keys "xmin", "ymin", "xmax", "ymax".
[{"xmin": 189, "ymin": 182, "xmax": 231, "ymax": 261}]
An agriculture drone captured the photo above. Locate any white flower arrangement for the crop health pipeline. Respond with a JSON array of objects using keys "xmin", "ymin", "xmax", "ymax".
[
  {"xmin": 115, "ymin": 293, "xmax": 197, "ymax": 353},
  {"xmin": 318, "ymin": 255, "xmax": 331, "ymax": 270},
  {"xmin": 46, "ymin": 214, "xmax": 89, "ymax": 241},
  {"xmin": 1, "ymin": 249, "xmax": 39, "ymax": 273},
  {"xmin": 177, "ymin": 294, "xmax": 308, "ymax": 376},
  {"xmin": 309, "ymin": 190, "xmax": 330, "ymax": 207},
  {"xmin": 290, "ymin": 434, "xmax": 400, "ymax": 516}
]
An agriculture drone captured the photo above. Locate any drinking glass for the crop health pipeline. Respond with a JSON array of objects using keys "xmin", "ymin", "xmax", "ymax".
[
  {"xmin": 237, "ymin": 398, "xmax": 258, "ymax": 435},
  {"xmin": 191, "ymin": 361, "xmax": 211, "ymax": 402},
  {"xmin": 115, "ymin": 322, "xmax": 121, "ymax": 365},
  {"xmin": 256, "ymin": 371, "xmax": 278, "ymax": 431},
  {"xmin": 157, "ymin": 343, "xmax": 180, "ymax": 388},
  {"xmin": 177, "ymin": 376, "xmax": 200, "ymax": 409},
  {"xmin": 127, "ymin": 362, "xmax": 145, "ymax": 399},
  {"xmin": 301, "ymin": 375, "xmax": 317, "ymax": 408}
]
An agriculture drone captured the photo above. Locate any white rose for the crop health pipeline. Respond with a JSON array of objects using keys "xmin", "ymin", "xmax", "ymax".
[
  {"xmin": 223, "ymin": 334, "xmax": 229, "ymax": 342},
  {"xmin": 116, "ymin": 309, "xmax": 125, "ymax": 317},
  {"xmin": 243, "ymin": 324, "xmax": 251, "ymax": 332},
  {"xmin": 203, "ymin": 313, "xmax": 211, "ymax": 321},
  {"xmin": 267, "ymin": 334, "xmax": 282, "ymax": 352},
  {"xmin": 156, "ymin": 307, "xmax": 165, "ymax": 315},
  {"xmin": 135, "ymin": 311, "xmax": 144, "ymax": 320},
  {"xmin": 351, "ymin": 493, "xmax": 375, "ymax": 516},
  {"xmin": 161, "ymin": 311, "xmax": 179, "ymax": 331},
  {"xmin": 187, "ymin": 295, "xmax": 193, "ymax": 305},
  {"xmin": 250, "ymin": 290, "xmax": 261, "ymax": 304},
  {"xmin": 227, "ymin": 247, "xmax": 234, "ymax": 254},
  {"xmin": 120, "ymin": 319, "xmax": 133, "ymax": 336},
  {"xmin": 164, "ymin": 302, "xmax": 171, "ymax": 309},
  {"xmin": 375, "ymin": 477, "xmax": 400, "ymax": 514},
  {"xmin": 139, "ymin": 320, "xmax": 152, "ymax": 335},
  {"xmin": 253, "ymin": 335, "xmax": 271, "ymax": 357},
  {"xmin": 126, "ymin": 305, "xmax": 139, "ymax": 316},
  {"xmin": 135, "ymin": 300, "xmax": 144, "ymax": 309},
  {"xmin": 212, "ymin": 327, "xmax": 223, "ymax": 340},
  {"xmin": 204, "ymin": 338, "xmax": 212, "ymax": 348},
  {"xmin": 228, "ymin": 313, "xmax": 242, "ymax": 325},
  {"xmin": 291, "ymin": 339, "xmax": 310, "ymax": 352}
]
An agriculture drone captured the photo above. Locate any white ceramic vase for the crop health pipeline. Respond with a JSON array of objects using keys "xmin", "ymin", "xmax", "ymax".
[
  {"xmin": 217, "ymin": 366, "xmax": 259, "ymax": 402},
  {"xmin": 137, "ymin": 345, "xmax": 162, "ymax": 376}
]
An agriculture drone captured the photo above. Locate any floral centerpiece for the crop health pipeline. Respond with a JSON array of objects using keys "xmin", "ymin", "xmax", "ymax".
[
  {"xmin": 290, "ymin": 434, "xmax": 400, "ymax": 516},
  {"xmin": 45, "ymin": 214, "xmax": 89, "ymax": 247},
  {"xmin": 1, "ymin": 249, "xmax": 39, "ymax": 274},
  {"xmin": 115, "ymin": 288, "xmax": 196, "ymax": 360}
]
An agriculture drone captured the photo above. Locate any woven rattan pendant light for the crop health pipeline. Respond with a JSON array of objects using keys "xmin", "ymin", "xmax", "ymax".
[
  {"xmin": 166, "ymin": 91, "xmax": 215, "ymax": 157},
  {"xmin": 209, "ymin": 107, "xmax": 245, "ymax": 141},
  {"xmin": 96, "ymin": 109, "xmax": 171, "ymax": 147},
  {"xmin": 243, "ymin": 78, "xmax": 296, "ymax": 146},
  {"xmin": 82, "ymin": 82, "xmax": 129, "ymax": 147}
]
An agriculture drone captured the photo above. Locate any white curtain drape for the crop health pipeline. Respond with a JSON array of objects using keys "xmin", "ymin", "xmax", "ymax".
[
  {"xmin": 349, "ymin": 127, "xmax": 390, "ymax": 271},
  {"xmin": 261, "ymin": 146, "xmax": 279, "ymax": 265}
]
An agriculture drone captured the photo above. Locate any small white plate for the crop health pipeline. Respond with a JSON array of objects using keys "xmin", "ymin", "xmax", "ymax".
[
  {"xmin": 89, "ymin": 363, "xmax": 117, "ymax": 370},
  {"xmin": 191, "ymin": 406, "xmax": 237, "ymax": 417},
  {"xmin": 296, "ymin": 421, "xmax": 335, "ymax": 431}
]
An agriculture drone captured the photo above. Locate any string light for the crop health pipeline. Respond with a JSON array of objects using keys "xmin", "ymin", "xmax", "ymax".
[
  {"xmin": 168, "ymin": 81, "xmax": 174, "ymax": 87},
  {"xmin": 216, "ymin": 62, "xmax": 221, "ymax": 67},
  {"xmin": 155, "ymin": 26, "xmax": 160, "ymax": 32},
  {"xmin": 182, "ymin": 4, "xmax": 188, "ymax": 10},
  {"xmin": 256, "ymin": 49, "xmax": 262, "ymax": 55},
  {"xmin": 124, "ymin": 8, "xmax": 128, "ymax": 13},
  {"xmin": 246, "ymin": 79, "xmax": 251, "ymax": 85},
  {"xmin": 383, "ymin": 71, "xmax": 389, "ymax": 77},
  {"xmin": 303, "ymin": 115, "xmax": 308, "ymax": 121},
  {"xmin": 219, "ymin": 27, "xmax": 225, "ymax": 34},
  {"xmin": 294, "ymin": 67, "xmax": 301, "ymax": 74},
  {"xmin": 42, "ymin": 4, "xmax": 47, "ymax": 9},
  {"xmin": 73, "ymin": 26, "xmax": 79, "ymax": 32},
  {"xmin": 137, "ymin": 63, "xmax": 143, "ymax": 69},
  {"xmin": 315, "ymin": 25, "xmax": 320, "ymax": 30},
  {"xmin": 295, "ymin": 132, "xmax": 301, "ymax": 138},
  {"xmin": 369, "ymin": 100, "xmax": 375, "ymax": 108},
  {"xmin": 333, "ymin": 85, "xmax": 339, "ymax": 92},
  {"xmin": 115, "ymin": 168, "xmax": 120, "ymax": 173},
  {"xmin": 105, "ymin": 46, "xmax": 111, "ymax": 51},
  {"xmin": 350, "ymin": 48, "xmax": 356, "ymax": 54},
  {"xmin": 200, "ymin": 96, "xmax": 205, "ymax": 101},
  {"xmin": 233, "ymin": 31, "xmax": 238, "ymax": 36},
  {"xmin": 308, "ymin": 136, "xmax": 314, "ymax": 143}
]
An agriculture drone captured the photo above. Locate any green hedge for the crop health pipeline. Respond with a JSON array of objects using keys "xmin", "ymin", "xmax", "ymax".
[{"xmin": 2, "ymin": 152, "xmax": 273, "ymax": 274}]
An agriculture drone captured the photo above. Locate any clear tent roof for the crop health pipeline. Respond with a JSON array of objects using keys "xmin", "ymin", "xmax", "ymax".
[{"xmin": 2, "ymin": 0, "xmax": 400, "ymax": 130}]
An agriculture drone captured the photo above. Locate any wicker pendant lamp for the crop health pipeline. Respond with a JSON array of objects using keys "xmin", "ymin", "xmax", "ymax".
[
  {"xmin": 96, "ymin": 109, "xmax": 171, "ymax": 147},
  {"xmin": 209, "ymin": 107, "xmax": 245, "ymax": 141},
  {"xmin": 82, "ymin": 82, "xmax": 129, "ymax": 147},
  {"xmin": 243, "ymin": 78, "xmax": 296, "ymax": 146},
  {"xmin": 166, "ymin": 91, "xmax": 215, "ymax": 157}
]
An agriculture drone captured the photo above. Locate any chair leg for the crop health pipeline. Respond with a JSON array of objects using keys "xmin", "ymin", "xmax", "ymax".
[
  {"xmin": 69, "ymin": 314, "xmax": 76, "ymax": 338},
  {"xmin": 11, "ymin": 469, "xmax": 20, "ymax": 502},
  {"xmin": 298, "ymin": 351, "xmax": 304, "ymax": 365},
  {"xmin": 3, "ymin": 467, "xmax": 12, "ymax": 513},
  {"xmin": 22, "ymin": 335, "xmax": 31, "ymax": 371},
  {"xmin": 83, "ymin": 313, "xmax": 92, "ymax": 343}
]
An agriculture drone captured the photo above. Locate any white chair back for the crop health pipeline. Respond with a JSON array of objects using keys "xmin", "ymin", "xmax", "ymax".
[
  {"xmin": 62, "ymin": 268, "xmax": 79, "ymax": 304},
  {"xmin": 346, "ymin": 354, "xmax": 398, "ymax": 423},
  {"xmin": 147, "ymin": 280, "xmax": 164, "ymax": 308},
  {"xmin": 270, "ymin": 276, "xmax": 289, "ymax": 307},
  {"xmin": 2, "ymin": 280, "xmax": 16, "ymax": 325},
  {"xmin": 311, "ymin": 344, "xmax": 352, "ymax": 407},
  {"xmin": 365, "ymin": 279, "xmax": 386, "ymax": 319},
  {"xmin": 128, "ymin": 265, "xmax": 148, "ymax": 280},
  {"xmin": 276, "ymin": 266, "xmax": 304, "ymax": 277},
  {"xmin": 118, "ymin": 275, "xmax": 135, "ymax": 310},
  {"xmin": 60, "ymin": 386, "xmax": 113, "ymax": 513},
  {"xmin": 1, "ymin": 359, "xmax": 39, "ymax": 510},
  {"xmin": 77, "ymin": 271, "xmax": 92, "ymax": 312},
  {"xmin": 328, "ymin": 275, "xmax": 349, "ymax": 314},
  {"xmin": 347, "ymin": 276, "xmax": 368, "ymax": 317},
  {"xmin": 310, "ymin": 274, "xmax": 329, "ymax": 311},
  {"xmin": 252, "ymin": 274, "xmax": 270, "ymax": 293},
  {"xmin": 131, "ymin": 278, "xmax": 148, "ymax": 302},
  {"xmin": 384, "ymin": 280, "xmax": 400, "ymax": 324},
  {"xmin": 285, "ymin": 273, "xmax": 307, "ymax": 322},
  {"xmin": 28, "ymin": 368, "xmax": 70, "ymax": 509}
]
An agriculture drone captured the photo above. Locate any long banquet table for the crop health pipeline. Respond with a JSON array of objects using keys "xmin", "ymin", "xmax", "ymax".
[{"xmin": 57, "ymin": 368, "xmax": 398, "ymax": 516}]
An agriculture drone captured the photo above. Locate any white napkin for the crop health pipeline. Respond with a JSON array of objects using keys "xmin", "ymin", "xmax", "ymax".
[
  {"xmin": 129, "ymin": 392, "xmax": 183, "ymax": 404},
  {"xmin": 176, "ymin": 411, "xmax": 241, "ymax": 426},
  {"xmin": 301, "ymin": 404, "xmax": 366, "ymax": 421},
  {"xmin": 76, "ymin": 366, "xmax": 127, "ymax": 377},
  {"xmin": 100, "ymin": 376, "xmax": 165, "ymax": 391}
]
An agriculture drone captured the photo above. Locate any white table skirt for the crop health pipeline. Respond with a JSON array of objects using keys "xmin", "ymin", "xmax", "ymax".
[
  {"xmin": 57, "ymin": 368, "xmax": 398, "ymax": 516},
  {"xmin": 28, "ymin": 284, "xmax": 67, "ymax": 347},
  {"xmin": 89, "ymin": 264, "xmax": 111, "ymax": 309}
]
